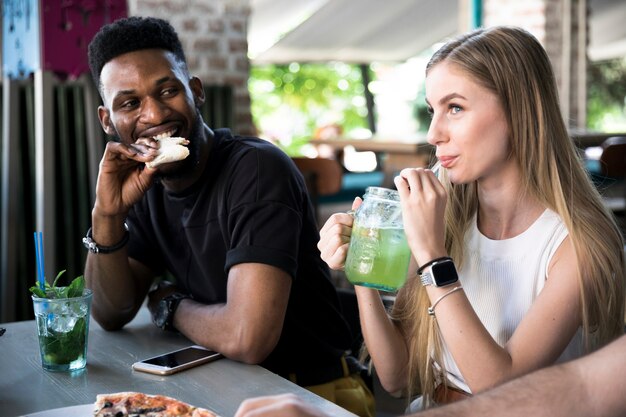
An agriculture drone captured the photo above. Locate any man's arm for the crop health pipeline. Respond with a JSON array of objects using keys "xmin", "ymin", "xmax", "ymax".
[
  {"xmin": 85, "ymin": 141, "xmax": 158, "ymax": 330},
  {"xmin": 85, "ymin": 241, "xmax": 154, "ymax": 330},
  {"xmin": 172, "ymin": 262, "xmax": 291, "ymax": 364},
  {"xmin": 234, "ymin": 334, "xmax": 626, "ymax": 417},
  {"xmin": 420, "ymin": 334, "xmax": 626, "ymax": 417}
]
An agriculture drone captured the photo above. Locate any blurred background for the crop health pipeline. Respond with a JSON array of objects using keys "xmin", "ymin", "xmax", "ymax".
[{"xmin": 1, "ymin": 0, "xmax": 625, "ymax": 327}]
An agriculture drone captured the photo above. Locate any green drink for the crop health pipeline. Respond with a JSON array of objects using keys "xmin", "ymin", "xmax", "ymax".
[
  {"xmin": 344, "ymin": 187, "xmax": 411, "ymax": 292},
  {"xmin": 345, "ymin": 225, "xmax": 411, "ymax": 291},
  {"xmin": 32, "ymin": 288, "xmax": 92, "ymax": 372}
]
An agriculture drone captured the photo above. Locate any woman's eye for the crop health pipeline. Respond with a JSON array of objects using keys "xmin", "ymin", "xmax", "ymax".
[
  {"xmin": 450, "ymin": 105, "xmax": 462, "ymax": 115},
  {"xmin": 426, "ymin": 106, "xmax": 434, "ymax": 118}
]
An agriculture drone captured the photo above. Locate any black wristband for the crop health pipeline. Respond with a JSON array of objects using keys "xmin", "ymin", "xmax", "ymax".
[
  {"xmin": 82, "ymin": 223, "xmax": 130, "ymax": 254},
  {"xmin": 417, "ymin": 256, "xmax": 453, "ymax": 275}
]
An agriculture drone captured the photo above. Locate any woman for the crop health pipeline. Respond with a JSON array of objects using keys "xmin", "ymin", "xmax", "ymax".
[{"xmin": 318, "ymin": 26, "xmax": 625, "ymax": 409}]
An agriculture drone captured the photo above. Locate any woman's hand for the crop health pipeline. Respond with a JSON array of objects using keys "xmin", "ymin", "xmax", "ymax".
[
  {"xmin": 394, "ymin": 167, "xmax": 448, "ymax": 263},
  {"xmin": 317, "ymin": 198, "xmax": 362, "ymax": 270},
  {"xmin": 235, "ymin": 394, "xmax": 329, "ymax": 417}
]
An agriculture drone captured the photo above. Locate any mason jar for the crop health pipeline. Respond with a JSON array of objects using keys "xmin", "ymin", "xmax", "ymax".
[{"xmin": 344, "ymin": 187, "xmax": 411, "ymax": 292}]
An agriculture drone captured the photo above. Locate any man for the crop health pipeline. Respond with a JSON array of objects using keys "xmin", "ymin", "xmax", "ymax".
[
  {"xmin": 235, "ymin": 333, "xmax": 626, "ymax": 417},
  {"xmin": 84, "ymin": 16, "xmax": 373, "ymax": 417}
]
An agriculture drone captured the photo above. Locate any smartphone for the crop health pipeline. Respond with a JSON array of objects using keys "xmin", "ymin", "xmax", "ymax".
[{"xmin": 132, "ymin": 345, "xmax": 222, "ymax": 375}]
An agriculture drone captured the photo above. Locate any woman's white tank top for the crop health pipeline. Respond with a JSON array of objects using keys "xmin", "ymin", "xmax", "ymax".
[{"xmin": 440, "ymin": 209, "xmax": 583, "ymax": 393}]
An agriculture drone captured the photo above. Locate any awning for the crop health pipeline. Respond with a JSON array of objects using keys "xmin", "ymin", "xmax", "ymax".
[
  {"xmin": 249, "ymin": 0, "xmax": 626, "ymax": 64},
  {"xmin": 249, "ymin": 0, "xmax": 459, "ymax": 64},
  {"xmin": 588, "ymin": 0, "xmax": 626, "ymax": 61}
]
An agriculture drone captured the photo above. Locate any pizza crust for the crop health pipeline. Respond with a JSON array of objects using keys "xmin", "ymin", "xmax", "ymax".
[{"xmin": 145, "ymin": 137, "xmax": 190, "ymax": 169}]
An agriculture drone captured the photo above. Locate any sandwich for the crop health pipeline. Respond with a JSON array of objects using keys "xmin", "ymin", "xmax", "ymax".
[{"xmin": 146, "ymin": 137, "xmax": 190, "ymax": 169}]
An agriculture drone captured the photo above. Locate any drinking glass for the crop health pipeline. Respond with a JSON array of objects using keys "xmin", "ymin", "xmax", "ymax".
[{"xmin": 32, "ymin": 289, "xmax": 92, "ymax": 371}]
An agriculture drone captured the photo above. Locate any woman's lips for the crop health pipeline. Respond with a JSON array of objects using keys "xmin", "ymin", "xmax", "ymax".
[{"xmin": 438, "ymin": 156, "xmax": 456, "ymax": 169}]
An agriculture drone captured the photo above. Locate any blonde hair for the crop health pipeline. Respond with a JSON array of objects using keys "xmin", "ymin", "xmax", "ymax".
[{"xmin": 391, "ymin": 26, "xmax": 625, "ymax": 406}]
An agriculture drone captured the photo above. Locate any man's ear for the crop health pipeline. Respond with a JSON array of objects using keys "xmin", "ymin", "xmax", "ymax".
[
  {"xmin": 190, "ymin": 76, "xmax": 205, "ymax": 108},
  {"xmin": 97, "ymin": 106, "xmax": 116, "ymax": 136}
]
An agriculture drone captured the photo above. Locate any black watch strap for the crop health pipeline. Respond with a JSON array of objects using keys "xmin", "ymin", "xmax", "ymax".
[
  {"xmin": 162, "ymin": 293, "xmax": 190, "ymax": 331},
  {"xmin": 82, "ymin": 223, "xmax": 130, "ymax": 254}
]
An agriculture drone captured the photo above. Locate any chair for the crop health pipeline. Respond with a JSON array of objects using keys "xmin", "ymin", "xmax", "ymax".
[
  {"xmin": 597, "ymin": 136, "xmax": 626, "ymax": 212},
  {"xmin": 292, "ymin": 157, "xmax": 343, "ymax": 222},
  {"xmin": 599, "ymin": 136, "xmax": 626, "ymax": 178}
]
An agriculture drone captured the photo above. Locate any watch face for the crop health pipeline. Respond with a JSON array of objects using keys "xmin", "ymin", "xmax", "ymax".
[
  {"xmin": 154, "ymin": 299, "xmax": 170, "ymax": 329},
  {"xmin": 431, "ymin": 260, "xmax": 459, "ymax": 287}
]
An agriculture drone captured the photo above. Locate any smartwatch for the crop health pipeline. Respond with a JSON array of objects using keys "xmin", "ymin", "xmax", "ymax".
[
  {"xmin": 420, "ymin": 258, "xmax": 459, "ymax": 287},
  {"xmin": 153, "ymin": 293, "xmax": 190, "ymax": 331}
]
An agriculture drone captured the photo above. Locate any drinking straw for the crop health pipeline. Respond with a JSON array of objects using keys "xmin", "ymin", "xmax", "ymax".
[
  {"xmin": 38, "ymin": 232, "xmax": 45, "ymax": 290},
  {"xmin": 33, "ymin": 232, "xmax": 45, "ymax": 292},
  {"xmin": 431, "ymin": 161, "xmax": 442, "ymax": 178}
]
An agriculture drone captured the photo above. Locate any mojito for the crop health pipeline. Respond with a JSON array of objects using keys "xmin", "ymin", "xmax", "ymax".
[{"xmin": 32, "ymin": 289, "xmax": 92, "ymax": 371}]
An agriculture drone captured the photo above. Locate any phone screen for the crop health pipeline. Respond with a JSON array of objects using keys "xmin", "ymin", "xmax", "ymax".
[
  {"xmin": 143, "ymin": 346, "xmax": 216, "ymax": 368},
  {"xmin": 133, "ymin": 346, "xmax": 222, "ymax": 375}
]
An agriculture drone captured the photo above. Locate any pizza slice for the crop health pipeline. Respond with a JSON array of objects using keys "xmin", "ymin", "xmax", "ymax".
[{"xmin": 93, "ymin": 392, "xmax": 218, "ymax": 417}]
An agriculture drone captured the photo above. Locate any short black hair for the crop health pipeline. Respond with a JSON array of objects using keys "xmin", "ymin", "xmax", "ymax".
[{"xmin": 88, "ymin": 16, "xmax": 187, "ymax": 90}]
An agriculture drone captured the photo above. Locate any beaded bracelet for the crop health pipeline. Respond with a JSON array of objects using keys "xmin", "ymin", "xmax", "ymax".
[{"xmin": 428, "ymin": 285, "xmax": 463, "ymax": 316}]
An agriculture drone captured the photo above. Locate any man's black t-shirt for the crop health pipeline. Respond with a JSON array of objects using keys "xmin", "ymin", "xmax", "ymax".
[{"xmin": 127, "ymin": 128, "xmax": 352, "ymax": 380}]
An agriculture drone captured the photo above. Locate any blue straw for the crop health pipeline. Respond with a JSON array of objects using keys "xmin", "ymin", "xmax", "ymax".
[
  {"xmin": 39, "ymin": 232, "xmax": 45, "ymax": 290},
  {"xmin": 34, "ymin": 232, "xmax": 45, "ymax": 292}
]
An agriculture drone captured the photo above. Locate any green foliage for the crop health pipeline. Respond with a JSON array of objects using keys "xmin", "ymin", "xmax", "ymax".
[
  {"xmin": 249, "ymin": 62, "xmax": 371, "ymax": 155},
  {"xmin": 29, "ymin": 270, "xmax": 85, "ymax": 299},
  {"xmin": 413, "ymin": 82, "xmax": 430, "ymax": 133},
  {"xmin": 587, "ymin": 58, "xmax": 626, "ymax": 131}
]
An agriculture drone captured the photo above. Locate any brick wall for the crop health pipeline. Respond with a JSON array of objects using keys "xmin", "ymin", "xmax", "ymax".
[
  {"xmin": 483, "ymin": 0, "xmax": 588, "ymax": 128},
  {"xmin": 128, "ymin": 0, "xmax": 256, "ymax": 135}
]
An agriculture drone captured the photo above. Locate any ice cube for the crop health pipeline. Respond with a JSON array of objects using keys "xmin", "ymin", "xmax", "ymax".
[{"xmin": 46, "ymin": 312, "xmax": 78, "ymax": 333}]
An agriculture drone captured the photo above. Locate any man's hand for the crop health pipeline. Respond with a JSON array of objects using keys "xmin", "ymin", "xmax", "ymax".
[
  {"xmin": 234, "ymin": 394, "xmax": 329, "ymax": 417},
  {"xmin": 93, "ymin": 140, "xmax": 158, "ymax": 218}
]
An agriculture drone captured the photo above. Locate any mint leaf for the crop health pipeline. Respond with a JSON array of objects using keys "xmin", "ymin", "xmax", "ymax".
[
  {"xmin": 52, "ymin": 270, "xmax": 66, "ymax": 287},
  {"xmin": 29, "ymin": 271, "xmax": 86, "ymax": 299},
  {"xmin": 29, "ymin": 285, "xmax": 46, "ymax": 298},
  {"xmin": 66, "ymin": 276, "xmax": 85, "ymax": 298}
]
